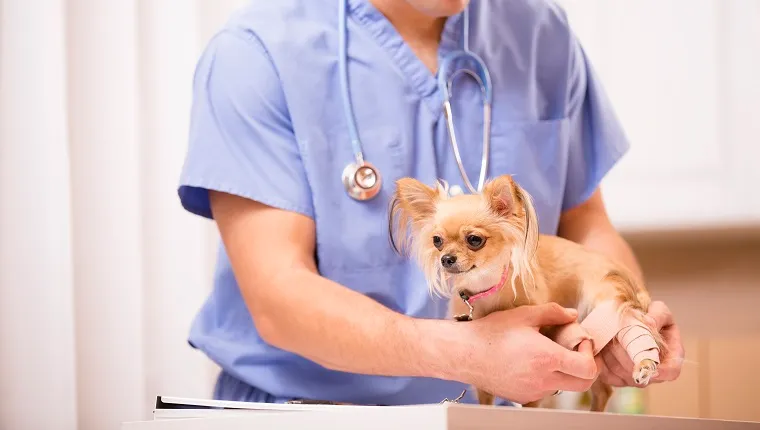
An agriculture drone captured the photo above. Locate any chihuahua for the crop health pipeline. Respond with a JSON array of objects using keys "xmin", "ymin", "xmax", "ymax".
[{"xmin": 388, "ymin": 174, "xmax": 665, "ymax": 412}]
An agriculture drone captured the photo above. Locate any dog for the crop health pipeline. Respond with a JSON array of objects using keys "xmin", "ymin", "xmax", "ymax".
[{"xmin": 387, "ymin": 174, "xmax": 665, "ymax": 412}]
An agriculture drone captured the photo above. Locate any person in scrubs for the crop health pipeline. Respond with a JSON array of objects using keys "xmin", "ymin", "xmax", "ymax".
[{"xmin": 177, "ymin": 0, "xmax": 685, "ymax": 406}]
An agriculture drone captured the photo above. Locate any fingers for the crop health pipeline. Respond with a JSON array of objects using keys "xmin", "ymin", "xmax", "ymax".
[
  {"xmin": 552, "ymin": 339, "xmax": 598, "ymax": 380},
  {"xmin": 655, "ymin": 357, "xmax": 683, "ymax": 382},
  {"xmin": 524, "ymin": 303, "xmax": 578, "ymax": 327},
  {"xmin": 600, "ymin": 348, "xmax": 633, "ymax": 387},
  {"xmin": 544, "ymin": 350, "xmax": 604, "ymax": 394},
  {"xmin": 642, "ymin": 314, "xmax": 657, "ymax": 330},
  {"xmin": 647, "ymin": 301, "xmax": 674, "ymax": 330},
  {"xmin": 653, "ymin": 325, "xmax": 685, "ymax": 382},
  {"xmin": 599, "ymin": 371, "xmax": 628, "ymax": 387},
  {"xmin": 646, "ymin": 301, "xmax": 685, "ymax": 382},
  {"xmin": 576, "ymin": 339, "xmax": 594, "ymax": 356},
  {"xmin": 609, "ymin": 337, "xmax": 635, "ymax": 371},
  {"xmin": 547, "ymin": 369, "xmax": 597, "ymax": 393},
  {"xmin": 662, "ymin": 319, "xmax": 684, "ymax": 355},
  {"xmin": 594, "ymin": 354, "xmax": 628, "ymax": 387}
]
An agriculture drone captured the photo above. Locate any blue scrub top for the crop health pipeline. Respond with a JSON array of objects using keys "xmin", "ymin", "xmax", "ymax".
[{"xmin": 178, "ymin": 0, "xmax": 629, "ymax": 406}]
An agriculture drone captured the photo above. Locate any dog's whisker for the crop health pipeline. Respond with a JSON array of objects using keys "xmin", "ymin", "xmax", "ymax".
[{"xmin": 672, "ymin": 358, "xmax": 699, "ymax": 366}]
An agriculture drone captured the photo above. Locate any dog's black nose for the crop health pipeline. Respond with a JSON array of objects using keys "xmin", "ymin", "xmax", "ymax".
[{"xmin": 441, "ymin": 254, "xmax": 457, "ymax": 268}]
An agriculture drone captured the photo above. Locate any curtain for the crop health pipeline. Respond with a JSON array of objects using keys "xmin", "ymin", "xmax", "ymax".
[{"xmin": 0, "ymin": 1, "xmax": 247, "ymax": 429}]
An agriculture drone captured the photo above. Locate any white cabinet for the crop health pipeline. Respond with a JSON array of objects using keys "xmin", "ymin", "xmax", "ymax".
[{"xmin": 556, "ymin": 0, "xmax": 760, "ymax": 232}]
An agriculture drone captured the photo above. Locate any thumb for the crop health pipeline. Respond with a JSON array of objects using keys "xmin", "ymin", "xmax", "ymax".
[
  {"xmin": 577, "ymin": 340, "xmax": 602, "ymax": 379},
  {"xmin": 525, "ymin": 303, "xmax": 578, "ymax": 327},
  {"xmin": 577, "ymin": 339, "xmax": 594, "ymax": 356}
]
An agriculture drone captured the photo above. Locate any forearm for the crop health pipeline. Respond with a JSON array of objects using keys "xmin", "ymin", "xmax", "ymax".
[
  {"xmin": 558, "ymin": 189, "xmax": 643, "ymax": 280},
  {"xmin": 574, "ymin": 224, "xmax": 643, "ymax": 280},
  {"xmin": 243, "ymin": 267, "xmax": 466, "ymax": 381},
  {"xmin": 209, "ymin": 191, "xmax": 468, "ymax": 384}
]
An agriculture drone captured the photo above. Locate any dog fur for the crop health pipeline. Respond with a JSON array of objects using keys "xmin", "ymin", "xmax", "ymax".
[{"xmin": 388, "ymin": 174, "xmax": 666, "ymax": 412}]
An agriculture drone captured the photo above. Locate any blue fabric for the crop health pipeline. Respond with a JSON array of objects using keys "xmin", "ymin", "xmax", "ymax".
[{"xmin": 178, "ymin": 0, "xmax": 629, "ymax": 406}]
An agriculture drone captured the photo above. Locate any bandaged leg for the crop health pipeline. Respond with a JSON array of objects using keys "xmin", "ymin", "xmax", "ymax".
[{"xmin": 551, "ymin": 300, "xmax": 661, "ymax": 386}]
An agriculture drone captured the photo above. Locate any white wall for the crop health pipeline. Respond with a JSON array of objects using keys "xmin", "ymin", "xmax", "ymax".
[{"xmin": 557, "ymin": 0, "xmax": 760, "ymax": 231}]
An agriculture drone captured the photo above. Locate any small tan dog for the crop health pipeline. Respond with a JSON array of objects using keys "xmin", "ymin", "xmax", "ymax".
[{"xmin": 388, "ymin": 174, "xmax": 665, "ymax": 412}]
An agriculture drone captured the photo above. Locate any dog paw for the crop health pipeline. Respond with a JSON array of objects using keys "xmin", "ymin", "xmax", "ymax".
[{"xmin": 633, "ymin": 359, "xmax": 658, "ymax": 386}]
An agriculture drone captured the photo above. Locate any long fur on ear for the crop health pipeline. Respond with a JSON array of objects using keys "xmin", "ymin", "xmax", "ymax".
[
  {"xmin": 513, "ymin": 181, "xmax": 539, "ymax": 260},
  {"xmin": 483, "ymin": 175, "xmax": 541, "ymax": 300},
  {"xmin": 387, "ymin": 178, "xmax": 442, "ymax": 256},
  {"xmin": 510, "ymin": 181, "xmax": 540, "ymax": 297}
]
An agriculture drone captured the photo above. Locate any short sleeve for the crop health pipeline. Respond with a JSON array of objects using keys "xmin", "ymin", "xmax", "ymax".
[
  {"xmin": 177, "ymin": 30, "xmax": 314, "ymax": 220},
  {"xmin": 561, "ymin": 34, "xmax": 630, "ymax": 211}
]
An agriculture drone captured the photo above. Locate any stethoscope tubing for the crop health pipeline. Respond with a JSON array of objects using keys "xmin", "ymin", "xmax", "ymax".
[
  {"xmin": 338, "ymin": 0, "xmax": 366, "ymax": 164},
  {"xmin": 339, "ymin": 0, "xmax": 493, "ymax": 198}
]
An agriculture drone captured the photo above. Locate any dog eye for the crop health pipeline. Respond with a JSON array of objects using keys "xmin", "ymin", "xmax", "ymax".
[
  {"xmin": 465, "ymin": 234, "xmax": 485, "ymax": 250},
  {"xmin": 433, "ymin": 236, "xmax": 443, "ymax": 250}
]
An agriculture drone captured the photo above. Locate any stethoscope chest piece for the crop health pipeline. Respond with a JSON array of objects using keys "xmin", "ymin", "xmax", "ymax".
[
  {"xmin": 336, "ymin": 0, "xmax": 489, "ymax": 201},
  {"xmin": 342, "ymin": 160, "xmax": 382, "ymax": 201}
]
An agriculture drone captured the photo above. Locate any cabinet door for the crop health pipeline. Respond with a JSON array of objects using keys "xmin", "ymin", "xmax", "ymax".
[
  {"xmin": 556, "ymin": 0, "xmax": 760, "ymax": 232},
  {"xmin": 705, "ymin": 336, "xmax": 760, "ymax": 422}
]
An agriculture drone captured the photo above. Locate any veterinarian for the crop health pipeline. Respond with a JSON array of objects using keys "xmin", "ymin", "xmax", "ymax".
[{"xmin": 177, "ymin": 0, "xmax": 685, "ymax": 406}]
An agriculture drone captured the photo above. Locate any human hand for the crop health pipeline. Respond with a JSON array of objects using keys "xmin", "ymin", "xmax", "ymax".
[
  {"xmin": 458, "ymin": 303, "xmax": 599, "ymax": 404},
  {"xmin": 597, "ymin": 300, "xmax": 685, "ymax": 387}
]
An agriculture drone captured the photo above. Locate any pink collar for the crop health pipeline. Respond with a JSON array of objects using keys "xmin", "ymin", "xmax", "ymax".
[{"xmin": 460, "ymin": 266, "xmax": 510, "ymax": 303}]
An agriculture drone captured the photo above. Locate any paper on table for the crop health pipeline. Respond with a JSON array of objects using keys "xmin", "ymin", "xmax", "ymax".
[{"xmin": 153, "ymin": 395, "xmax": 383, "ymax": 420}]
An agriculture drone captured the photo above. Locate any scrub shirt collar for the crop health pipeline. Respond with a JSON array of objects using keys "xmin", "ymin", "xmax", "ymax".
[{"xmin": 346, "ymin": 0, "xmax": 465, "ymax": 116}]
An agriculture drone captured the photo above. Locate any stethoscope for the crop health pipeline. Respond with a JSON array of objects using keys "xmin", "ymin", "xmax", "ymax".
[{"xmin": 339, "ymin": 0, "xmax": 493, "ymax": 201}]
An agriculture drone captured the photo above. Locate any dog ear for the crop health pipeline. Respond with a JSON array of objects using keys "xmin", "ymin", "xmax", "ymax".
[
  {"xmin": 486, "ymin": 175, "xmax": 541, "ymax": 297},
  {"xmin": 482, "ymin": 174, "xmax": 515, "ymax": 217},
  {"xmin": 483, "ymin": 175, "xmax": 539, "ymax": 257},
  {"xmin": 388, "ymin": 178, "xmax": 440, "ymax": 255},
  {"xmin": 392, "ymin": 178, "xmax": 440, "ymax": 222}
]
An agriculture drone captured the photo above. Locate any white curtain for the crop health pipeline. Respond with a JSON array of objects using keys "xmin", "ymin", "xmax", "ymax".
[
  {"xmin": 0, "ymin": 1, "xmax": 248, "ymax": 429},
  {"xmin": 1, "ymin": 1, "xmax": 758, "ymax": 430}
]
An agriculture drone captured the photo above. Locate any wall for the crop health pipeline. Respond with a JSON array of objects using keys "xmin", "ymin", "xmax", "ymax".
[
  {"xmin": 630, "ymin": 228, "xmax": 760, "ymax": 421},
  {"xmin": 550, "ymin": 1, "xmax": 760, "ymax": 420},
  {"xmin": 0, "ymin": 1, "xmax": 245, "ymax": 429}
]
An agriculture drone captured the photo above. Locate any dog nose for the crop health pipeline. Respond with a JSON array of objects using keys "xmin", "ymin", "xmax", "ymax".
[{"xmin": 441, "ymin": 254, "xmax": 457, "ymax": 268}]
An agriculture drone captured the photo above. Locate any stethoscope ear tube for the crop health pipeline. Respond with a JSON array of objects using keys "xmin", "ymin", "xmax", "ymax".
[
  {"xmin": 437, "ymin": 50, "xmax": 493, "ymax": 107},
  {"xmin": 439, "ymin": 48, "xmax": 493, "ymax": 194},
  {"xmin": 338, "ymin": 0, "xmax": 492, "ymax": 200},
  {"xmin": 443, "ymin": 99, "xmax": 492, "ymax": 195}
]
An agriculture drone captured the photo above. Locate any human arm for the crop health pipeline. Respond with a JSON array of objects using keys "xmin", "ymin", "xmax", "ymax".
[
  {"xmin": 558, "ymin": 188, "xmax": 643, "ymax": 280},
  {"xmin": 179, "ymin": 28, "xmax": 599, "ymax": 404},
  {"xmin": 210, "ymin": 190, "xmax": 599, "ymax": 402},
  {"xmin": 557, "ymin": 189, "xmax": 685, "ymax": 385},
  {"xmin": 555, "ymin": 25, "xmax": 684, "ymax": 385},
  {"xmin": 208, "ymin": 189, "xmax": 457, "ymax": 378},
  {"xmin": 175, "ymin": 30, "xmax": 446, "ymax": 378}
]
